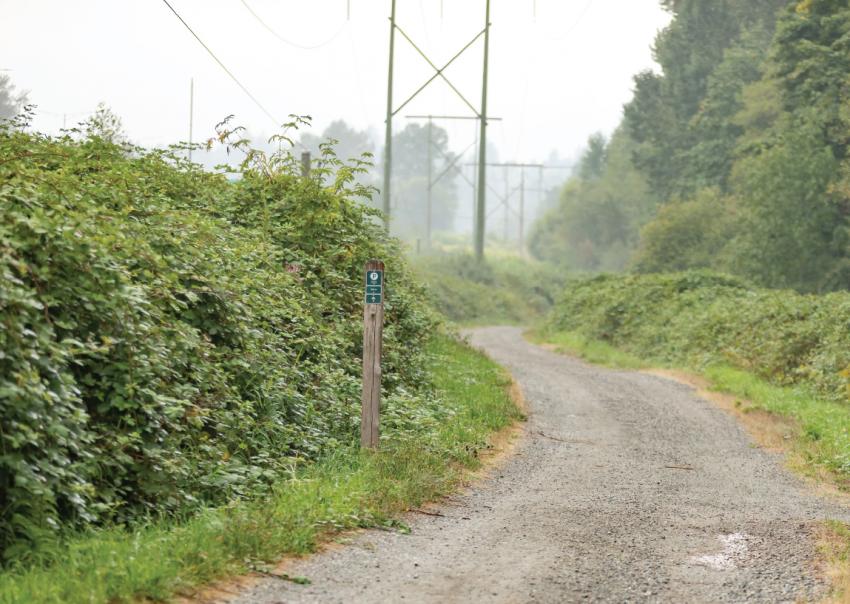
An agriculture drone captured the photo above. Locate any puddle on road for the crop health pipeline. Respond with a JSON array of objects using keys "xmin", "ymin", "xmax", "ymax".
[{"xmin": 689, "ymin": 533, "xmax": 751, "ymax": 570}]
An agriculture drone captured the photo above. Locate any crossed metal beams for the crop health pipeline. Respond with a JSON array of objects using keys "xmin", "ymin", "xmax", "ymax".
[{"xmin": 383, "ymin": 0, "xmax": 492, "ymax": 261}]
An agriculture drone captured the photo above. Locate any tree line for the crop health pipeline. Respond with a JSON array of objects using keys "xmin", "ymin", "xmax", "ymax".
[{"xmin": 531, "ymin": 0, "xmax": 850, "ymax": 293}]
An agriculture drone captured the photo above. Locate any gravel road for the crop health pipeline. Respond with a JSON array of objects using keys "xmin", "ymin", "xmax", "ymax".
[{"xmin": 225, "ymin": 326, "xmax": 850, "ymax": 603}]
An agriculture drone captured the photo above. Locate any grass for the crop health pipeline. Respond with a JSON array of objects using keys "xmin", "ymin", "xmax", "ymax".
[
  {"xmin": 704, "ymin": 366, "xmax": 850, "ymax": 487},
  {"xmin": 529, "ymin": 329, "xmax": 649, "ymax": 370},
  {"xmin": 819, "ymin": 520, "xmax": 850, "ymax": 603},
  {"xmin": 0, "ymin": 335, "xmax": 522, "ymax": 604}
]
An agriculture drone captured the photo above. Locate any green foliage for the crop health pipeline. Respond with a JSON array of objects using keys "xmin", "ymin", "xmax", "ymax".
[
  {"xmin": 529, "ymin": 130, "xmax": 654, "ymax": 271},
  {"xmin": 705, "ymin": 366, "xmax": 850, "ymax": 481},
  {"xmin": 0, "ymin": 111, "xmax": 437, "ymax": 562},
  {"xmin": 773, "ymin": 0, "xmax": 850, "ymax": 158},
  {"xmin": 410, "ymin": 253, "xmax": 564, "ymax": 325},
  {"xmin": 729, "ymin": 115, "xmax": 845, "ymax": 291},
  {"xmin": 633, "ymin": 189, "xmax": 738, "ymax": 273},
  {"xmin": 0, "ymin": 335, "xmax": 521, "ymax": 603},
  {"xmin": 0, "ymin": 77, "xmax": 26, "ymax": 121},
  {"xmin": 533, "ymin": 0, "xmax": 850, "ymax": 293},
  {"xmin": 547, "ymin": 272, "xmax": 850, "ymax": 405},
  {"xmin": 625, "ymin": 0, "xmax": 785, "ymax": 199}
]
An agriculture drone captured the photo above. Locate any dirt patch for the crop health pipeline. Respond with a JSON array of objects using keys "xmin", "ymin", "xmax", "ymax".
[{"xmin": 475, "ymin": 378, "xmax": 527, "ymax": 470}]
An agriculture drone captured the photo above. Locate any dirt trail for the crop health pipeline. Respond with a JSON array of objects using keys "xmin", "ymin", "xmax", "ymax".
[{"xmin": 225, "ymin": 326, "xmax": 850, "ymax": 603}]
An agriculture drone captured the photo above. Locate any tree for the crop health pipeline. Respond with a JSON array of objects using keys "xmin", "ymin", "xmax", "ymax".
[
  {"xmin": 578, "ymin": 133, "xmax": 607, "ymax": 181},
  {"xmin": 624, "ymin": 0, "xmax": 786, "ymax": 199},
  {"xmin": 84, "ymin": 103, "xmax": 127, "ymax": 144},
  {"xmin": 633, "ymin": 189, "xmax": 739, "ymax": 273},
  {"xmin": 0, "ymin": 75, "xmax": 27, "ymax": 120},
  {"xmin": 383, "ymin": 122, "xmax": 459, "ymax": 240},
  {"xmin": 300, "ymin": 119, "xmax": 375, "ymax": 167},
  {"xmin": 772, "ymin": 0, "xmax": 850, "ymax": 160},
  {"xmin": 530, "ymin": 130, "xmax": 654, "ymax": 271},
  {"xmin": 730, "ymin": 114, "xmax": 845, "ymax": 292}
]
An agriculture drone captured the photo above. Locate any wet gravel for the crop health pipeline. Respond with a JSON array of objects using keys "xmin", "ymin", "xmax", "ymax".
[{"xmin": 225, "ymin": 326, "xmax": 850, "ymax": 603}]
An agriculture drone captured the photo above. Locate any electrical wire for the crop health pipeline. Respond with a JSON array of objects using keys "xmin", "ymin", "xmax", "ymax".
[
  {"xmin": 546, "ymin": 0, "xmax": 595, "ymax": 42},
  {"xmin": 161, "ymin": 0, "xmax": 280, "ymax": 126},
  {"xmin": 240, "ymin": 0, "xmax": 347, "ymax": 50}
]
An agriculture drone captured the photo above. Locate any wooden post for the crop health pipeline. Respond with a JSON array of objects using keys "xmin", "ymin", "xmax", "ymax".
[{"xmin": 361, "ymin": 260, "xmax": 385, "ymax": 449}]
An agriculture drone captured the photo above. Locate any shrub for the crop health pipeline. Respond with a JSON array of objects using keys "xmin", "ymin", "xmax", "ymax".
[
  {"xmin": 547, "ymin": 271, "xmax": 850, "ymax": 403},
  {"xmin": 0, "ymin": 114, "xmax": 437, "ymax": 562}
]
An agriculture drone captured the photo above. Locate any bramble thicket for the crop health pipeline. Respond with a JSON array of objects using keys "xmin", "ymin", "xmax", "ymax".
[
  {"xmin": 547, "ymin": 272, "xmax": 850, "ymax": 406},
  {"xmin": 0, "ymin": 110, "xmax": 442, "ymax": 562}
]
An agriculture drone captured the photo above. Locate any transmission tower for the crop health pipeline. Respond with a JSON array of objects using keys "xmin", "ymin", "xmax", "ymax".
[{"xmin": 383, "ymin": 0, "xmax": 493, "ymax": 260}]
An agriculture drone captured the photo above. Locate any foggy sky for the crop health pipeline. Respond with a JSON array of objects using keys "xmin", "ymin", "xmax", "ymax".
[{"xmin": 1, "ymin": 0, "xmax": 670, "ymax": 164}]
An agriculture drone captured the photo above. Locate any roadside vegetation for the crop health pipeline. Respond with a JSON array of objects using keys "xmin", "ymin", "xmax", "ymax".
[
  {"xmin": 536, "ymin": 271, "xmax": 850, "ymax": 485},
  {"xmin": 0, "ymin": 335, "xmax": 520, "ymax": 603},
  {"xmin": 410, "ymin": 252, "xmax": 565, "ymax": 325},
  {"xmin": 0, "ymin": 110, "xmax": 521, "ymax": 602}
]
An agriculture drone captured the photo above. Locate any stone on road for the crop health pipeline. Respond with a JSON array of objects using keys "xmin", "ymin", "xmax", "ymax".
[{"xmin": 225, "ymin": 326, "xmax": 849, "ymax": 603}]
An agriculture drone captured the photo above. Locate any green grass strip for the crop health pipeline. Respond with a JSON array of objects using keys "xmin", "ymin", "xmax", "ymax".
[
  {"xmin": 531, "ymin": 329, "xmax": 649, "ymax": 370},
  {"xmin": 0, "ymin": 335, "xmax": 521, "ymax": 604}
]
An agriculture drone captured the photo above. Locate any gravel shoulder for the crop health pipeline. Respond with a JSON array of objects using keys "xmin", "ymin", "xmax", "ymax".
[{"xmin": 224, "ymin": 326, "xmax": 850, "ymax": 603}]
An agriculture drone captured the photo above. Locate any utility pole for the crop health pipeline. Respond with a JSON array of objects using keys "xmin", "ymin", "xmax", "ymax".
[
  {"xmin": 188, "ymin": 77, "xmax": 194, "ymax": 162},
  {"xmin": 468, "ymin": 161, "xmax": 547, "ymax": 255},
  {"xmin": 503, "ymin": 166, "xmax": 509, "ymax": 241},
  {"xmin": 382, "ymin": 0, "xmax": 397, "ymax": 229},
  {"xmin": 385, "ymin": 2, "xmax": 491, "ymax": 242},
  {"xmin": 473, "ymin": 124, "xmax": 479, "ymax": 236},
  {"xmin": 475, "ymin": 0, "xmax": 491, "ymax": 261},
  {"xmin": 426, "ymin": 116, "xmax": 433, "ymax": 249},
  {"xmin": 406, "ymin": 115, "xmax": 501, "ymax": 253},
  {"xmin": 519, "ymin": 169, "xmax": 526, "ymax": 256},
  {"xmin": 301, "ymin": 151, "xmax": 312, "ymax": 177}
]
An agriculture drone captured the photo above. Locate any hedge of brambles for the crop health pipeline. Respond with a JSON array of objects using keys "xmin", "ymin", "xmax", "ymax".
[
  {"xmin": 0, "ymin": 117, "xmax": 438, "ymax": 563},
  {"xmin": 547, "ymin": 272, "xmax": 850, "ymax": 403}
]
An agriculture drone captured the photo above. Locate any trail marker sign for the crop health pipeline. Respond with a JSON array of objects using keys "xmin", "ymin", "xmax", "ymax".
[
  {"xmin": 361, "ymin": 260, "xmax": 385, "ymax": 449},
  {"xmin": 365, "ymin": 269, "xmax": 383, "ymax": 304}
]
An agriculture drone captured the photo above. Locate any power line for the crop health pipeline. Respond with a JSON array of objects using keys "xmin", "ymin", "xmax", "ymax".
[
  {"xmin": 240, "ymin": 0, "xmax": 347, "ymax": 50},
  {"xmin": 546, "ymin": 0, "xmax": 595, "ymax": 41},
  {"xmin": 161, "ymin": 0, "xmax": 280, "ymax": 126}
]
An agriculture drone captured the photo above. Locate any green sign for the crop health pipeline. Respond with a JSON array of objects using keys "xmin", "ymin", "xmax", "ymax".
[{"xmin": 365, "ymin": 269, "xmax": 383, "ymax": 304}]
